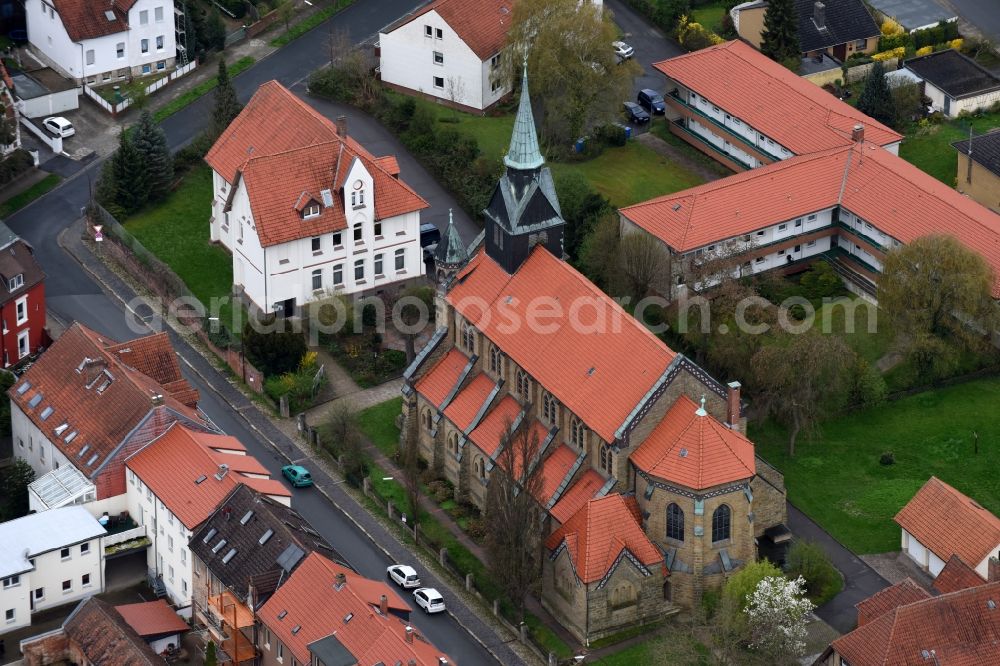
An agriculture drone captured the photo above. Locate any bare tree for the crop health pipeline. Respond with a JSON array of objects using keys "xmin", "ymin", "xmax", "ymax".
[
  {"xmin": 686, "ymin": 236, "xmax": 756, "ymax": 293},
  {"xmin": 446, "ymin": 75, "xmax": 467, "ymax": 119},
  {"xmin": 619, "ymin": 230, "xmax": 671, "ymax": 302},
  {"xmin": 485, "ymin": 416, "xmax": 545, "ymax": 619},
  {"xmin": 401, "ymin": 423, "xmax": 421, "ymax": 524},
  {"xmin": 322, "ymin": 403, "xmax": 365, "ymax": 482}
]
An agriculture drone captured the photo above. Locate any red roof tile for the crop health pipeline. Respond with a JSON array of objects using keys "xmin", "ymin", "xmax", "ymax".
[
  {"xmin": 448, "ymin": 248, "xmax": 677, "ymax": 442},
  {"xmin": 934, "ymin": 555, "xmax": 987, "ymax": 595},
  {"xmin": 895, "ymin": 477, "xmax": 1000, "ymax": 569},
  {"xmin": 468, "ymin": 394, "xmax": 522, "ymax": 457},
  {"xmin": 126, "ymin": 423, "xmax": 289, "ymax": 529},
  {"xmin": 550, "ymin": 469, "xmax": 608, "ymax": 524},
  {"xmin": 115, "ymin": 600, "xmax": 189, "ymax": 637},
  {"xmin": 654, "ymin": 40, "xmax": 901, "ymax": 154},
  {"xmin": 535, "ymin": 443, "xmax": 578, "ymax": 506},
  {"xmin": 61, "ymin": 598, "xmax": 161, "ymax": 666},
  {"xmin": 832, "ymin": 581, "xmax": 1000, "ymax": 666},
  {"xmin": 258, "ymin": 553, "xmax": 449, "ymax": 666},
  {"xmin": 9, "ymin": 323, "xmax": 203, "ymax": 479},
  {"xmin": 206, "ymin": 82, "xmax": 427, "ymax": 247},
  {"xmin": 622, "ymin": 142, "xmax": 1000, "ymax": 296},
  {"xmin": 415, "ymin": 348, "xmax": 470, "ymax": 409},
  {"xmin": 443, "ymin": 372, "xmax": 497, "ymax": 431},
  {"xmin": 545, "ymin": 495, "xmax": 663, "ymax": 584},
  {"xmin": 51, "ymin": 0, "xmax": 132, "ymax": 41},
  {"xmin": 855, "ymin": 578, "xmax": 930, "ymax": 627},
  {"xmin": 630, "ymin": 395, "xmax": 755, "ymax": 491},
  {"xmin": 385, "ymin": 0, "xmax": 514, "ymax": 60}
]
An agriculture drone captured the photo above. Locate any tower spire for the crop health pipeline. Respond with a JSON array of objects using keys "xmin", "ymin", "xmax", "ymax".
[
  {"xmin": 504, "ymin": 60, "xmax": 545, "ymax": 171},
  {"xmin": 434, "ymin": 208, "xmax": 471, "ymax": 282}
]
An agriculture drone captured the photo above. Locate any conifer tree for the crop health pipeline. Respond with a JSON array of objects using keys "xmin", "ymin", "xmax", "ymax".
[
  {"xmin": 112, "ymin": 130, "xmax": 149, "ymax": 215},
  {"xmin": 760, "ymin": 0, "xmax": 800, "ymax": 66},
  {"xmin": 212, "ymin": 59, "xmax": 243, "ymax": 137},
  {"xmin": 857, "ymin": 61, "xmax": 896, "ymax": 128},
  {"xmin": 132, "ymin": 110, "xmax": 173, "ymax": 201}
]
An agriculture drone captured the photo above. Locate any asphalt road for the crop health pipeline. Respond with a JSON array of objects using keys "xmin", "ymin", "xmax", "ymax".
[
  {"xmin": 4, "ymin": 0, "xmax": 499, "ymax": 662},
  {"xmin": 947, "ymin": 0, "xmax": 1000, "ymax": 45},
  {"xmin": 606, "ymin": 0, "xmax": 684, "ymax": 99}
]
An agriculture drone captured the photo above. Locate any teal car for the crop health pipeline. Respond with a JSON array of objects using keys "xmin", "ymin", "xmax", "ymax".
[{"xmin": 281, "ymin": 465, "xmax": 313, "ymax": 487}]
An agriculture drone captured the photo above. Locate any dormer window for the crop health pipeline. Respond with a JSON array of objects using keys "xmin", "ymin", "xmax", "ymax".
[
  {"xmin": 303, "ymin": 203, "xmax": 320, "ymax": 219},
  {"xmin": 8, "ymin": 274, "xmax": 23, "ymax": 291}
]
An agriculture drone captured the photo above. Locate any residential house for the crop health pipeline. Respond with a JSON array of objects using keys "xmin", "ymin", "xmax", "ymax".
[
  {"xmin": 953, "ymin": 129, "xmax": 1000, "ymax": 213},
  {"xmin": 402, "ymin": 68, "xmax": 788, "ymax": 643},
  {"xmin": 25, "ymin": 0, "xmax": 176, "ymax": 84},
  {"xmin": 905, "ymin": 49, "xmax": 1000, "ymax": 117},
  {"xmin": 0, "ymin": 221, "xmax": 45, "ymax": 368},
  {"xmin": 654, "ymin": 40, "xmax": 901, "ymax": 172},
  {"xmin": 378, "ymin": 0, "xmax": 514, "ymax": 112},
  {"xmin": 0, "ymin": 506, "xmax": 106, "ymax": 631},
  {"xmin": 115, "ymin": 599, "xmax": 189, "ymax": 654},
  {"xmin": 125, "ymin": 422, "xmax": 291, "ymax": 613},
  {"xmin": 932, "ymin": 554, "xmax": 988, "ymax": 594},
  {"xmin": 20, "ymin": 596, "xmax": 164, "ymax": 666},
  {"xmin": 204, "ymin": 81, "xmax": 429, "ymax": 316},
  {"xmin": 622, "ymin": 43, "xmax": 1000, "ymax": 300},
  {"xmin": 733, "ymin": 0, "xmax": 880, "ymax": 60},
  {"xmin": 256, "ymin": 552, "xmax": 450, "ymax": 666},
  {"xmin": 188, "ymin": 484, "xmax": 342, "ymax": 665},
  {"xmin": 894, "ymin": 476, "xmax": 1000, "ymax": 580},
  {"xmin": 814, "ymin": 580, "xmax": 1000, "ymax": 666},
  {"xmin": 9, "ymin": 322, "xmax": 210, "ymax": 517},
  {"xmin": 868, "ymin": 0, "xmax": 956, "ymax": 33}
]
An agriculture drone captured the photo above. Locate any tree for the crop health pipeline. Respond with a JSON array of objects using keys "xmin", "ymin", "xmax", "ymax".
[
  {"xmin": 322, "ymin": 402, "xmax": 366, "ymax": 483},
  {"xmin": 878, "ymin": 235, "xmax": 997, "ymax": 351},
  {"xmin": 784, "ymin": 540, "xmax": 841, "ymax": 605},
  {"xmin": 578, "ymin": 214, "xmax": 622, "ymax": 294},
  {"xmin": 751, "ymin": 330, "xmax": 854, "ymax": 455},
  {"xmin": 723, "ymin": 558, "xmax": 785, "ymax": 612},
  {"xmin": 445, "ymin": 75, "xmax": 467, "ymax": 119},
  {"xmin": 212, "ymin": 59, "xmax": 243, "ymax": 138},
  {"xmin": 0, "ymin": 370, "xmax": 14, "ymax": 438},
  {"xmin": 242, "ymin": 316, "xmax": 308, "ymax": 377},
  {"xmin": 204, "ymin": 640, "xmax": 218, "ymax": 666},
  {"xmin": 111, "ymin": 129, "xmax": 149, "ymax": 215},
  {"xmin": 485, "ymin": 417, "xmax": 544, "ymax": 619},
  {"xmin": 745, "ymin": 575, "xmax": 814, "ymax": 660},
  {"xmin": 505, "ymin": 0, "xmax": 641, "ymax": 147},
  {"xmin": 555, "ymin": 171, "xmax": 611, "ymax": 262},
  {"xmin": 0, "ymin": 459, "xmax": 35, "ymax": 522},
  {"xmin": 394, "ymin": 286, "xmax": 434, "ymax": 364},
  {"xmin": 132, "ymin": 110, "xmax": 173, "ymax": 201},
  {"xmin": 857, "ymin": 61, "xmax": 895, "ymax": 128},
  {"xmin": 890, "ymin": 81, "xmax": 924, "ymax": 127},
  {"xmin": 0, "ymin": 105, "xmax": 17, "ymax": 147},
  {"xmin": 760, "ymin": 0, "xmax": 800, "ymax": 66},
  {"xmin": 278, "ymin": 0, "xmax": 295, "ymax": 33},
  {"xmin": 619, "ymin": 230, "xmax": 671, "ymax": 302},
  {"xmin": 401, "ymin": 423, "xmax": 421, "ymax": 522}
]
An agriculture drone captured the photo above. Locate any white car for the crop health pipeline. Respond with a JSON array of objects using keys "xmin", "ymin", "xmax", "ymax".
[
  {"xmin": 613, "ymin": 41, "xmax": 634, "ymax": 60},
  {"xmin": 42, "ymin": 116, "xmax": 75, "ymax": 138},
  {"xmin": 387, "ymin": 564, "xmax": 421, "ymax": 589},
  {"xmin": 413, "ymin": 587, "xmax": 446, "ymax": 614}
]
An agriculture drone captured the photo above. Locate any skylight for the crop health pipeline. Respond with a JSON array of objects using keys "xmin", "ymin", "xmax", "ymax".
[
  {"xmin": 40, "ymin": 406, "xmax": 53, "ymax": 420},
  {"xmin": 222, "ymin": 548, "xmax": 237, "ymax": 564},
  {"xmin": 54, "ymin": 423, "xmax": 68, "ymax": 436},
  {"xmin": 104, "ymin": 9, "xmax": 115, "ymax": 20},
  {"xmin": 202, "ymin": 528, "xmax": 218, "ymax": 543},
  {"xmin": 86, "ymin": 454, "xmax": 99, "ymax": 467},
  {"xmin": 64, "ymin": 431, "xmax": 77, "ymax": 443},
  {"xmin": 291, "ymin": 624, "xmax": 302, "ymax": 634},
  {"xmin": 211, "ymin": 538, "xmax": 227, "ymax": 554},
  {"xmin": 16, "ymin": 381, "xmax": 29, "ymax": 395},
  {"xmin": 240, "ymin": 510, "xmax": 253, "ymax": 525},
  {"xmin": 259, "ymin": 529, "xmax": 274, "ymax": 545},
  {"xmin": 195, "ymin": 474, "xmax": 207, "ymax": 485},
  {"xmin": 78, "ymin": 444, "xmax": 90, "ymax": 458},
  {"xmin": 28, "ymin": 393, "xmax": 42, "ymax": 408},
  {"xmin": 277, "ymin": 610, "xmax": 288, "ymax": 620}
]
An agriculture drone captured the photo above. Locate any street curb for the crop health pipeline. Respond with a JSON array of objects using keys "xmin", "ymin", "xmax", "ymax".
[{"xmin": 56, "ymin": 219, "xmax": 527, "ymax": 666}]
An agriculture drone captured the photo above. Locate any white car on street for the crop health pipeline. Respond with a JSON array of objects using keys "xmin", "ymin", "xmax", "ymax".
[
  {"xmin": 387, "ymin": 564, "xmax": 421, "ymax": 589},
  {"xmin": 413, "ymin": 587, "xmax": 446, "ymax": 614},
  {"xmin": 613, "ymin": 41, "xmax": 634, "ymax": 60},
  {"xmin": 43, "ymin": 116, "xmax": 75, "ymax": 138}
]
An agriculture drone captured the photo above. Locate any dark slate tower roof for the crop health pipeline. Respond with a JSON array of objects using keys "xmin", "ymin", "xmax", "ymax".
[
  {"xmin": 483, "ymin": 63, "xmax": 565, "ymax": 275},
  {"xmin": 435, "ymin": 209, "xmax": 469, "ymax": 268}
]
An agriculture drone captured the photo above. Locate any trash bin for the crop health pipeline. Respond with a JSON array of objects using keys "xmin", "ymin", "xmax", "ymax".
[
  {"xmin": 575, "ymin": 137, "xmax": 586, "ymax": 153},
  {"xmin": 623, "ymin": 125, "xmax": 632, "ymax": 139}
]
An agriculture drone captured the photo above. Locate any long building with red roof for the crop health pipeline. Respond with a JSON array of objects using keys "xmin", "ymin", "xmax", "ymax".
[
  {"xmin": 624, "ymin": 40, "xmax": 1000, "ymax": 299},
  {"xmin": 403, "ymin": 68, "xmax": 788, "ymax": 642}
]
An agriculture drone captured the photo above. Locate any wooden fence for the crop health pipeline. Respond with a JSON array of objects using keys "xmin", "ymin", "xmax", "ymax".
[{"xmin": 82, "ymin": 60, "xmax": 198, "ymax": 116}]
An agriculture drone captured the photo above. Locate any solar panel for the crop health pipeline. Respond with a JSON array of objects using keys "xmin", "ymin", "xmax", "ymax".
[{"xmin": 276, "ymin": 544, "xmax": 305, "ymax": 572}]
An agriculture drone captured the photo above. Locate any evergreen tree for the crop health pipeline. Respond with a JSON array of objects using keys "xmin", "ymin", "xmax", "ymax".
[
  {"xmin": 760, "ymin": 0, "xmax": 800, "ymax": 66},
  {"xmin": 132, "ymin": 110, "xmax": 173, "ymax": 202},
  {"xmin": 856, "ymin": 61, "xmax": 896, "ymax": 128},
  {"xmin": 112, "ymin": 130, "xmax": 149, "ymax": 215},
  {"xmin": 212, "ymin": 59, "xmax": 243, "ymax": 137}
]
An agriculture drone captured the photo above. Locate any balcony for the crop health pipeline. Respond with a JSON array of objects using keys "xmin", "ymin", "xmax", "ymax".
[
  {"xmin": 669, "ymin": 119, "xmax": 754, "ymax": 171},
  {"xmin": 205, "ymin": 592, "xmax": 256, "ymax": 665},
  {"xmin": 667, "ymin": 92, "xmax": 782, "ymax": 163},
  {"xmin": 104, "ymin": 524, "xmax": 149, "ymax": 558}
]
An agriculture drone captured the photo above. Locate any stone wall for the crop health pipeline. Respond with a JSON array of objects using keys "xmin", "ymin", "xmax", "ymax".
[
  {"xmin": 541, "ymin": 548, "xmax": 587, "ymax": 642},
  {"xmin": 585, "ymin": 561, "xmax": 669, "ymax": 642},
  {"xmin": 750, "ymin": 456, "xmax": 788, "ymax": 537}
]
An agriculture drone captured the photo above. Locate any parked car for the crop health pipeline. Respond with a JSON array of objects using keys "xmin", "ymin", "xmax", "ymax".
[
  {"xmin": 281, "ymin": 465, "xmax": 313, "ymax": 487},
  {"xmin": 623, "ymin": 102, "xmax": 650, "ymax": 124},
  {"xmin": 387, "ymin": 564, "xmax": 422, "ymax": 589},
  {"xmin": 613, "ymin": 41, "xmax": 634, "ymax": 60},
  {"xmin": 638, "ymin": 89, "xmax": 666, "ymax": 114},
  {"xmin": 420, "ymin": 223, "xmax": 441, "ymax": 249},
  {"xmin": 413, "ymin": 587, "xmax": 446, "ymax": 614},
  {"xmin": 43, "ymin": 116, "xmax": 75, "ymax": 138}
]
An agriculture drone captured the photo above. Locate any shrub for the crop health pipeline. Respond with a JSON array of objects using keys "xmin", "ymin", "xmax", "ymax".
[
  {"xmin": 784, "ymin": 540, "xmax": 842, "ymax": 606},
  {"xmin": 465, "ymin": 517, "xmax": 488, "ymax": 541},
  {"xmin": 173, "ymin": 131, "xmax": 215, "ymax": 173},
  {"xmin": 872, "ymin": 47, "xmax": 905, "ymax": 62},
  {"xmin": 850, "ymin": 358, "xmax": 888, "ymax": 408},
  {"xmin": 676, "ymin": 15, "xmax": 723, "ymax": 51},
  {"xmin": 799, "ymin": 260, "xmax": 843, "ymax": 300},
  {"xmin": 594, "ymin": 123, "xmax": 627, "ymax": 148},
  {"xmin": 880, "ymin": 451, "xmax": 895, "ymax": 466},
  {"xmin": 915, "ymin": 45, "xmax": 934, "ymax": 56},
  {"xmin": 242, "ymin": 316, "xmax": 308, "ymax": 377},
  {"xmin": 0, "ymin": 149, "xmax": 34, "ymax": 186},
  {"xmin": 723, "ymin": 559, "xmax": 784, "ymax": 611}
]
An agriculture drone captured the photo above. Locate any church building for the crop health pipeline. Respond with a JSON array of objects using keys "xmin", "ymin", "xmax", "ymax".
[{"xmin": 400, "ymin": 67, "xmax": 788, "ymax": 643}]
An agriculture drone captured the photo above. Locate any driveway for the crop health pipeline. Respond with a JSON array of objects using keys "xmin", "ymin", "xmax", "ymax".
[
  {"xmin": 788, "ymin": 504, "xmax": 890, "ymax": 634},
  {"xmin": 606, "ymin": 0, "xmax": 685, "ymax": 98}
]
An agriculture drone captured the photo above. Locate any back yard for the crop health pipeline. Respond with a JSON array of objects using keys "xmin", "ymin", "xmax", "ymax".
[
  {"xmin": 752, "ymin": 376, "xmax": 1000, "ymax": 554},
  {"xmin": 899, "ymin": 110, "xmax": 1000, "ymax": 184}
]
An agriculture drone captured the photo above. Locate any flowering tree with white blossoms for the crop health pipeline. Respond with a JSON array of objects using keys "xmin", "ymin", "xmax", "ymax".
[{"xmin": 745, "ymin": 575, "xmax": 815, "ymax": 659}]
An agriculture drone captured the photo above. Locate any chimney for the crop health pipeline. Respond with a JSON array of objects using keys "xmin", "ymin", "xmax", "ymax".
[
  {"xmin": 335, "ymin": 115, "xmax": 347, "ymax": 137},
  {"xmin": 405, "ymin": 625, "xmax": 414, "ymax": 644},
  {"xmin": 214, "ymin": 463, "xmax": 230, "ymax": 481},
  {"xmin": 379, "ymin": 593, "xmax": 388, "ymax": 615},
  {"xmin": 334, "ymin": 572, "xmax": 347, "ymax": 589},
  {"xmin": 150, "ymin": 393, "xmax": 164, "ymax": 406},
  {"xmin": 726, "ymin": 381, "xmax": 742, "ymax": 430},
  {"xmin": 852, "ymin": 124, "xmax": 864, "ymax": 143},
  {"xmin": 222, "ymin": 506, "xmax": 232, "ymax": 520},
  {"xmin": 813, "ymin": 1, "xmax": 825, "ymax": 30},
  {"xmin": 989, "ymin": 557, "xmax": 1000, "ymax": 582}
]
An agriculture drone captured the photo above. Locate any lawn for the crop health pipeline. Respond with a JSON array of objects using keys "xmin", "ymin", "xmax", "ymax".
[
  {"xmin": 124, "ymin": 165, "xmax": 243, "ymax": 332},
  {"xmin": 94, "ymin": 71, "xmax": 168, "ymax": 103},
  {"xmin": 752, "ymin": 376, "xmax": 1000, "ymax": 554},
  {"xmin": 357, "ymin": 397, "xmax": 403, "ymax": 458},
  {"xmin": 689, "ymin": 1, "xmax": 727, "ymax": 33},
  {"xmin": 899, "ymin": 110, "xmax": 1000, "ymax": 184},
  {"xmin": 0, "ymin": 174, "xmax": 60, "ymax": 218},
  {"xmin": 398, "ymin": 93, "xmax": 707, "ymax": 207},
  {"xmin": 270, "ymin": 0, "xmax": 355, "ymax": 47},
  {"xmin": 813, "ymin": 297, "xmax": 894, "ymax": 364}
]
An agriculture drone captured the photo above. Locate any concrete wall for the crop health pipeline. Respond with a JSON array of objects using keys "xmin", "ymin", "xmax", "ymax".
[
  {"xmin": 18, "ymin": 87, "xmax": 80, "ymax": 119},
  {"xmin": 734, "ymin": 4, "xmax": 766, "ymax": 49},
  {"xmin": 956, "ymin": 152, "xmax": 1000, "ymax": 212}
]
